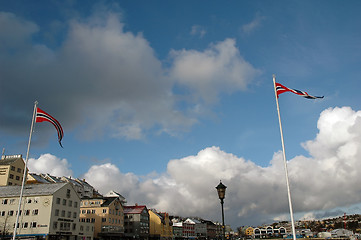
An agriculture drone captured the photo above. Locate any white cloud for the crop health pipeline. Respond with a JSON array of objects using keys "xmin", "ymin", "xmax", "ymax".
[
  {"xmin": 170, "ymin": 38, "xmax": 260, "ymax": 104},
  {"xmin": 78, "ymin": 106, "xmax": 361, "ymax": 227},
  {"xmin": 28, "ymin": 153, "xmax": 73, "ymax": 176}
]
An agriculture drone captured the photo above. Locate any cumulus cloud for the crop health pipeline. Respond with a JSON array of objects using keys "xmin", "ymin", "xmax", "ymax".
[
  {"xmin": 78, "ymin": 106, "xmax": 361, "ymax": 227},
  {"xmin": 28, "ymin": 153, "xmax": 73, "ymax": 176},
  {"xmin": 170, "ymin": 38, "xmax": 260, "ymax": 104}
]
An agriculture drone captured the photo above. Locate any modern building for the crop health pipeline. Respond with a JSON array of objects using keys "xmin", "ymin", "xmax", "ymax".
[
  {"xmin": 123, "ymin": 205, "xmax": 149, "ymax": 240},
  {"xmin": 0, "ymin": 155, "xmax": 26, "ymax": 186},
  {"xmin": 79, "ymin": 197, "xmax": 124, "ymax": 240},
  {"xmin": 0, "ymin": 182, "xmax": 82, "ymax": 240}
]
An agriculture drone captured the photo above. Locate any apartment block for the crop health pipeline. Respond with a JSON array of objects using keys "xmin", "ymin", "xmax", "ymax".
[
  {"xmin": 0, "ymin": 182, "xmax": 84, "ymax": 240},
  {"xmin": 80, "ymin": 197, "xmax": 124, "ymax": 240},
  {"xmin": 123, "ymin": 205, "xmax": 149, "ymax": 240}
]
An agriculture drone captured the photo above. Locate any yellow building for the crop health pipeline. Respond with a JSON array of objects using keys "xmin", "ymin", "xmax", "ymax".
[
  {"xmin": 80, "ymin": 197, "xmax": 124, "ymax": 240},
  {"xmin": 148, "ymin": 210, "xmax": 172, "ymax": 240},
  {"xmin": 0, "ymin": 154, "xmax": 26, "ymax": 186}
]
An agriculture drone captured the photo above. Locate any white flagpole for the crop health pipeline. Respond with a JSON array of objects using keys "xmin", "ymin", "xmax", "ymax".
[
  {"xmin": 273, "ymin": 75, "xmax": 296, "ymax": 240},
  {"xmin": 12, "ymin": 101, "xmax": 38, "ymax": 240}
]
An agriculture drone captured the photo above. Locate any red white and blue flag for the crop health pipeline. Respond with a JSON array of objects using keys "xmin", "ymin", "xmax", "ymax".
[
  {"xmin": 275, "ymin": 82, "xmax": 323, "ymax": 99},
  {"xmin": 35, "ymin": 108, "xmax": 64, "ymax": 147}
]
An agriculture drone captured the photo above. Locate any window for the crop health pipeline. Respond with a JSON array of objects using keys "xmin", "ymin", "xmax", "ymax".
[
  {"xmin": 16, "ymin": 176, "xmax": 20, "ymax": 180},
  {"xmin": 53, "ymin": 222, "xmax": 58, "ymax": 229},
  {"xmin": 73, "ymin": 212, "xmax": 77, "ymax": 218},
  {"xmin": 17, "ymin": 168, "xmax": 22, "ymax": 173},
  {"xmin": 86, "ymin": 210, "xmax": 90, "ymax": 214},
  {"xmin": 2, "ymin": 199, "xmax": 8, "ymax": 204},
  {"xmin": 8, "ymin": 210, "xmax": 14, "ymax": 216},
  {"xmin": 25, "ymin": 210, "xmax": 30, "ymax": 216},
  {"xmin": 91, "ymin": 210, "xmax": 96, "ymax": 214},
  {"xmin": 91, "ymin": 218, "xmax": 95, "ymax": 223},
  {"xmin": 33, "ymin": 197, "xmax": 39, "ymax": 203},
  {"xmin": 9, "ymin": 174, "xmax": 14, "ymax": 179},
  {"xmin": 9, "ymin": 199, "xmax": 15, "ymax": 204},
  {"xmin": 86, "ymin": 218, "xmax": 90, "ymax": 223},
  {"xmin": 23, "ymin": 222, "xmax": 28, "ymax": 228},
  {"xmin": 80, "ymin": 226, "xmax": 84, "ymax": 231},
  {"xmin": 68, "ymin": 200, "xmax": 72, "ymax": 207},
  {"xmin": 82, "ymin": 210, "xmax": 86, "ymax": 214},
  {"xmin": 56, "ymin": 198, "xmax": 60, "ymax": 204},
  {"xmin": 66, "ymin": 189, "xmax": 71, "ymax": 198},
  {"xmin": 32, "ymin": 209, "xmax": 38, "ymax": 215},
  {"xmin": 61, "ymin": 210, "xmax": 65, "ymax": 217},
  {"xmin": 74, "ymin": 201, "xmax": 78, "ymax": 208},
  {"xmin": 67, "ymin": 211, "xmax": 71, "ymax": 218},
  {"xmin": 8, "ymin": 182, "xmax": 12, "ymax": 185},
  {"xmin": 103, "ymin": 209, "xmax": 106, "ymax": 213},
  {"xmin": 11, "ymin": 166, "xmax": 15, "ymax": 171},
  {"xmin": 1, "ymin": 211, "xmax": 5, "ymax": 216},
  {"xmin": 55, "ymin": 209, "xmax": 59, "ymax": 216},
  {"xmin": 27, "ymin": 199, "xmax": 32, "ymax": 204},
  {"xmin": 30, "ymin": 222, "xmax": 37, "ymax": 228},
  {"xmin": 102, "ymin": 218, "xmax": 106, "ymax": 222},
  {"xmin": 62, "ymin": 199, "xmax": 66, "ymax": 205},
  {"xmin": 72, "ymin": 223, "xmax": 76, "ymax": 230}
]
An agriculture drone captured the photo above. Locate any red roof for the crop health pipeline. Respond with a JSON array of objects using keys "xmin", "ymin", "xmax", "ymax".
[{"xmin": 123, "ymin": 205, "xmax": 147, "ymax": 214}]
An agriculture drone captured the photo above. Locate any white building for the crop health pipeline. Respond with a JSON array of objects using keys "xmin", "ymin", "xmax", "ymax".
[{"xmin": 0, "ymin": 182, "xmax": 93, "ymax": 240}]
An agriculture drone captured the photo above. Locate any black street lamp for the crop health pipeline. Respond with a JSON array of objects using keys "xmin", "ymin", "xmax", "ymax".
[{"xmin": 216, "ymin": 181, "xmax": 227, "ymax": 240}]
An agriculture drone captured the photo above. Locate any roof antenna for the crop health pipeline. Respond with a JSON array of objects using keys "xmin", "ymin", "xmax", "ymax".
[{"xmin": 1, "ymin": 148, "xmax": 5, "ymax": 159}]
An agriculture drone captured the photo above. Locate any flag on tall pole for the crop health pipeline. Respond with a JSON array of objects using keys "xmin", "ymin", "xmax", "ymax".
[
  {"xmin": 12, "ymin": 101, "xmax": 63, "ymax": 240},
  {"xmin": 272, "ymin": 75, "xmax": 323, "ymax": 240},
  {"xmin": 36, "ymin": 107, "xmax": 64, "ymax": 147},
  {"xmin": 275, "ymin": 82, "xmax": 324, "ymax": 99}
]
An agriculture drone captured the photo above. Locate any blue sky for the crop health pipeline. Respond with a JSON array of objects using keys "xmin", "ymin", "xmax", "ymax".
[{"xmin": 1, "ymin": 0, "xmax": 361, "ymax": 228}]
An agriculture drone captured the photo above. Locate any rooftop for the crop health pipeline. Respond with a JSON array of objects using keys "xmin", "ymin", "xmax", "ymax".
[{"xmin": 0, "ymin": 182, "xmax": 69, "ymax": 197}]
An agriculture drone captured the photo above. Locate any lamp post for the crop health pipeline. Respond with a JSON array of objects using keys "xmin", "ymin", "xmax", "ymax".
[{"xmin": 216, "ymin": 181, "xmax": 227, "ymax": 240}]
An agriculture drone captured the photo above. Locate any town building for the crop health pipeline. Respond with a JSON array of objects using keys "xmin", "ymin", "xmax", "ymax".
[
  {"xmin": 148, "ymin": 210, "xmax": 172, "ymax": 240},
  {"xmin": 123, "ymin": 205, "xmax": 149, "ymax": 240},
  {"xmin": 79, "ymin": 197, "xmax": 124, "ymax": 240},
  {"xmin": 0, "ymin": 182, "xmax": 84, "ymax": 240},
  {"xmin": 0, "ymin": 155, "xmax": 26, "ymax": 186}
]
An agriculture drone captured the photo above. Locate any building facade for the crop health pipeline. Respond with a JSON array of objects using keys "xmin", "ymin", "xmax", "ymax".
[
  {"xmin": 79, "ymin": 197, "xmax": 124, "ymax": 240},
  {"xmin": 0, "ymin": 155, "xmax": 26, "ymax": 186},
  {"xmin": 123, "ymin": 205, "xmax": 149, "ymax": 240},
  {"xmin": 0, "ymin": 182, "xmax": 82, "ymax": 240},
  {"xmin": 148, "ymin": 210, "xmax": 172, "ymax": 240}
]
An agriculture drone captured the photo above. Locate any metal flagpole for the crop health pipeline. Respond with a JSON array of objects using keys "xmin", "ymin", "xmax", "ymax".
[
  {"xmin": 12, "ymin": 101, "xmax": 38, "ymax": 240},
  {"xmin": 272, "ymin": 75, "xmax": 297, "ymax": 240}
]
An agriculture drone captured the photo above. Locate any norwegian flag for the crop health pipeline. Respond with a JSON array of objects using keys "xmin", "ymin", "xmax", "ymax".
[
  {"xmin": 275, "ymin": 82, "xmax": 324, "ymax": 99},
  {"xmin": 35, "ymin": 108, "xmax": 64, "ymax": 147}
]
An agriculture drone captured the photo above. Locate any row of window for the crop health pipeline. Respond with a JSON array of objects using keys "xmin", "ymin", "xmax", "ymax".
[
  {"xmin": 1, "ymin": 197, "xmax": 40, "ymax": 205},
  {"xmin": 10, "ymin": 165, "xmax": 23, "ymax": 173},
  {"xmin": 0, "ymin": 209, "xmax": 38, "ymax": 216},
  {"xmin": 55, "ymin": 197, "xmax": 78, "ymax": 208},
  {"xmin": 54, "ymin": 209, "xmax": 77, "ymax": 219},
  {"xmin": 9, "ymin": 174, "xmax": 22, "ymax": 181},
  {"xmin": 53, "ymin": 221, "xmax": 76, "ymax": 231},
  {"xmin": 13, "ymin": 221, "xmax": 37, "ymax": 229},
  {"xmin": 80, "ymin": 217, "xmax": 122, "ymax": 224}
]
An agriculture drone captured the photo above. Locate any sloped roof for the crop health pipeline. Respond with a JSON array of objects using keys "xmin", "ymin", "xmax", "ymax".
[
  {"xmin": 124, "ymin": 205, "xmax": 147, "ymax": 214},
  {"xmin": 101, "ymin": 197, "xmax": 118, "ymax": 207},
  {"xmin": 0, "ymin": 182, "xmax": 69, "ymax": 197},
  {"xmin": 28, "ymin": 173, "xmax": 52, "ymax": 183}
]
